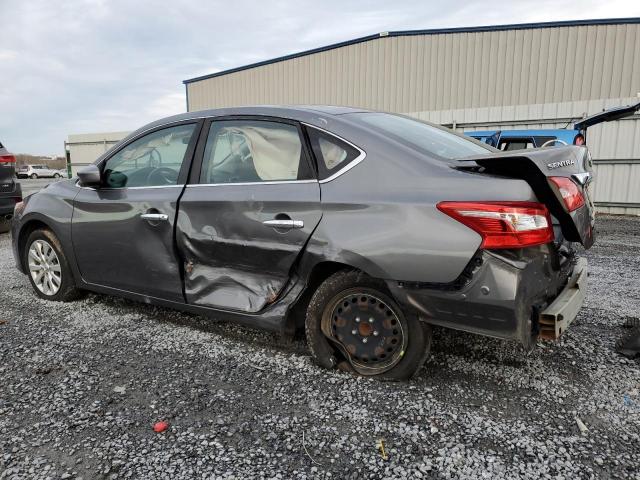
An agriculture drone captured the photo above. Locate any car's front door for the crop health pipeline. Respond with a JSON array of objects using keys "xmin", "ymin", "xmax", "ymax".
[
  {"xmin": 176, "ymin": 117, "xmax": 321, "ymax": 313},
  {"xmin": 71, "ymin": 121, "xmax": 201, "ymax": 301}
]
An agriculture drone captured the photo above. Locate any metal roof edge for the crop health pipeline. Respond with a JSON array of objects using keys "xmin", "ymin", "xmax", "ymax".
[{"xmin": 183, "ymin": 17, "xmax": 640, "ymax": 85}]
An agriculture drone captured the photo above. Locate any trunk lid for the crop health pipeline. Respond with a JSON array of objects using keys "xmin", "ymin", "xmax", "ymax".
[
  {"xmin": 574, "ymin": 100, "xmax": 640, "ymax": 131},
  {"xmin": 458, "ymin": 145, "xmax": 595, "ymax": 248}
]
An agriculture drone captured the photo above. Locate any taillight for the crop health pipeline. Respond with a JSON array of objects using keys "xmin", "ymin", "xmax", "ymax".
[
  {"xmin": 437, "ymin": 201, "xmax": 554, "ymax": 249},
  {"xmin": 0, "ymin": 154, "xmax": 16, "ymax": 164},
  {"xmin": 548, "ymin": 177, "xmax": 585, "ymax": 212}
]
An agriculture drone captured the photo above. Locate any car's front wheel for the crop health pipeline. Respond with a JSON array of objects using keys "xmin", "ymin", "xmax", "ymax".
[
  {"xmin": 24, "ymin": 229, "xmax": 83, "ymax": 301},
  {"xmin": 53, "ymin": 173, "xmax": 60, "ymax": 178},
  {"xmin": 30, "ymin": 173, "xmax": 37, "ymax": 179},
  {"xmin": 306, "ymin": 270, "xmax": 431, "ymax": 380}
]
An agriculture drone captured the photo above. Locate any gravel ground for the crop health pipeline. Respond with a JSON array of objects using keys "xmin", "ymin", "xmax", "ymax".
[{"xmin": 1, "ymin": 215, "xmax": 639, "ymax": 480}]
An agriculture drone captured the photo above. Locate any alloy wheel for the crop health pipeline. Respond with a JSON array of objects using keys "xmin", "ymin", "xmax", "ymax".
[
  {"xmin": 28, "ymin": 239, "xmax": 62, "ymax": 296},
  {"xmin": 324, "ymin": 291, "xmax": 408, "ymax": 375}
]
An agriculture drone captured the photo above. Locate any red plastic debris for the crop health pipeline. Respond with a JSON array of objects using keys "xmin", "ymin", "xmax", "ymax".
[{"xmin": 153, "ymin": 421, "xmax": 169, "ymax": 433}]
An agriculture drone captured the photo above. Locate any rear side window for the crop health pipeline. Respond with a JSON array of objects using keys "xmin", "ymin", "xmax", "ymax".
[
  {"xmin": 200, "ymin": 120, "xmax": 313, "ymax": 184},
  {"xmin": 306, "ymin": 127, "xmax": 362, "ymax": 180}
]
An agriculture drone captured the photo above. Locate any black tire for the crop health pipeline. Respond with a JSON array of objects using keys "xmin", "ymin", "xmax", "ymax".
[
  {"xmin": 30, "ymin": 173, "xmax": 37, "ymax": 179},
  {"xmin": 53, "ymin": 173, "xmax": 60, "ymax": 178},
  {"xmin": 24, "ymin": 228, "xmax": 83, "ymax": 302},
  {"xmin": 306, "ymin": 270, "xmax": 432, "ymax": 380}
]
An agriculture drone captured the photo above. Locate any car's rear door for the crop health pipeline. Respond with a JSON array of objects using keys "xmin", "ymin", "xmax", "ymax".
[
  {"xmin": 71, "ymin": 121, "xmax": 202, "ymax": 301},
  {"xmin": 176, "ymin": 117, "xmax": 321, "ymax": 313}
]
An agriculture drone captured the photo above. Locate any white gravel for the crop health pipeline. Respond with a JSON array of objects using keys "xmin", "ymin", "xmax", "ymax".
[{"xmin": 0, "ymin": 215, "xmax": 639, "ymax": 479}]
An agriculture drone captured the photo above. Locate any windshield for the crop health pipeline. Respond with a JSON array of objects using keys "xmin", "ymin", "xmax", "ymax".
[{"xmin": 350, "ymin": 112, "xmax": 491, "ymax": 159}]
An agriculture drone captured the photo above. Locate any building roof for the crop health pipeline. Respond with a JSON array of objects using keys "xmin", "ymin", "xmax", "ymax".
[{"xmin": 183, "ymin": 17, "xmax": 640, "ymax": 84}]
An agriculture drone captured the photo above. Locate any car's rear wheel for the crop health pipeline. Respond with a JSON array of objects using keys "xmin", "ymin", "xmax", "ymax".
[
  {"xmin": 306, "ymin": 270, "xmax": 431, "ymax": 380},
  {"xmin": 30, "ymin": 173, "xmax": 37, "ymax": 179},
  {"xmin": 24, "ymin": 229, "xmax": 83, "ymax": 301},
  {"xmin": 53, "ymin": 173, "xmax": 60, "ymax": 178}
]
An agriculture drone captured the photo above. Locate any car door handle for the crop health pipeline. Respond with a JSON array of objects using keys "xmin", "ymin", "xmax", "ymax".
[
  {"xmin": 140, "ymin": 213, "xmax": 169, "ymax": 222},
  {"xmin": 262, "ymin": 219, "xmax": 304, "ymax": 229}
]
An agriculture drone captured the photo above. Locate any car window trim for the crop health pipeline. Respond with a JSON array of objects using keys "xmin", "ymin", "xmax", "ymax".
[
  {"xmin": 302, "ymin": 123, "xmax": 366, "ymax": 183},
  {"xmin": 94, "ymin": 119, "xmax": 203, "ymax": 190},
  {"xmin": 187, "ymin": 179, "xmax": 317, "ymax": 188},
  {"xmin": 189, "ymin": 115, "xmax": 318, "ymax": 186}
]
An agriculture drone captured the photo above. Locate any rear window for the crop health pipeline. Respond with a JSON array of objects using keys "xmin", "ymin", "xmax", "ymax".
[{"xmin": 350, "ymin": 112, "xmax": 490, "ymax": 159}]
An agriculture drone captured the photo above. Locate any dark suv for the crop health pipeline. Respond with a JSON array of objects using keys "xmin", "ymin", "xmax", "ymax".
[{"xmin": 0, "ymin": 141, "xmax": 22, "ymax": 233}]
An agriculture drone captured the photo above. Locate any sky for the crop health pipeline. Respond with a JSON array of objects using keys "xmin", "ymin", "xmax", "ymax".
[{"xmin": 2, "ymin": 0, "xmax": 640, "ymax": 155}]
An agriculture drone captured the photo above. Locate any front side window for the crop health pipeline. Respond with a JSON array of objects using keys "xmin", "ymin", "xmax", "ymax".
[
  {"xmin": 102, "ymin": 123, "xmax": 196, "ymax": 188},
  {"xmin": 350, "ymin": 112, "xmax": 491, "ymax": 159},
  {"xmin": 200, "ymin": 120, "xmax": 312, "ymax": 184}
]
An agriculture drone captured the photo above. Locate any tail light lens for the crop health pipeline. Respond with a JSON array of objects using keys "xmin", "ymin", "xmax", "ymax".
[
  {"xmin": 437, "ymin": 201, "xmax": 554, "ymax": 249},
  {"xmin": 0, "ymin": 154, "xmax": 16, "ymax": 165},
  {"xmin": 548, "ymin": 177, "xmax": 585, "ymax": 212}
]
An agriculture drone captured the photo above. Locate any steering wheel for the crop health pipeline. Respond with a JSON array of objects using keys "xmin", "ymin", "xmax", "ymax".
[
  {"xmin": 148, "ymin": 148, "xmax": 162, "ymax": 167},
  {"xmin": 540, "ymin": 139, "xmax": 568, "ymax": 148},
  {"xmin": 145, "ymin": 167, "xmax": 178, "ymax": 185}
]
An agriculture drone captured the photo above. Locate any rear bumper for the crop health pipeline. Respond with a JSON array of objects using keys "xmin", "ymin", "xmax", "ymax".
[
  {"xmin": 388, "ymin": 247, "xmax": 584, "ymax": 345},
  {"xmin": 538, "ymin": 257, "xmax": 587, "ymax": 339}
]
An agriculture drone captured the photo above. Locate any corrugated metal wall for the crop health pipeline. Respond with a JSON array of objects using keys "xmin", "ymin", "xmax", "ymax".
[
  {"xmin": 185, "ymin": 21, "xmax": 640, "ymax": 214},
  {"xmin": 419, "ymin": 97, "xmax": 640, "ymax": 214},
  {"xmin": 186, "ymin": 23, "xmax": 640, "ymax": 112}
]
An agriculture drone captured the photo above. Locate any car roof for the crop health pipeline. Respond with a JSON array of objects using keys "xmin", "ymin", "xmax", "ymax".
[{"xmin": 132, "ymin": 105, "xmax": 373, "ymax": 135}]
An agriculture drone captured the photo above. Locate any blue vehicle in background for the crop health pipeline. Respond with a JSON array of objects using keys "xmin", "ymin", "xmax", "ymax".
[{"xmin": 465, "ymin": 100, "xmax": 640, "ymax": 150}]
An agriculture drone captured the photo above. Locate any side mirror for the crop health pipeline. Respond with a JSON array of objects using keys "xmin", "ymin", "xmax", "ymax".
[{"xmin": 77, "ymin": 164, "xmax": 101, "ymax": 187}]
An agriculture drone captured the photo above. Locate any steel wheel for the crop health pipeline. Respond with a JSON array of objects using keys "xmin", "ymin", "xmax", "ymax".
[
  {"xmin": 323, "ymin": 290, "xmax": 408, "ymax": 375},
  {"xmin": 28, "ymin": 239, "xmax": 62, "ymax": 296}
]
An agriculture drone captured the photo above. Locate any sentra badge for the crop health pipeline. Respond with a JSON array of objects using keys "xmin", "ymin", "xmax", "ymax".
[{"xmin": 547, "ymin": 159, "xmax": 575, "ymax": 170}]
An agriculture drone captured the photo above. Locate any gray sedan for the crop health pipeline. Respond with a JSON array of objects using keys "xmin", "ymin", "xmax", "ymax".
[{"xmin": 11, "ymin": 106, "xmax": 595, "ymax": 379}]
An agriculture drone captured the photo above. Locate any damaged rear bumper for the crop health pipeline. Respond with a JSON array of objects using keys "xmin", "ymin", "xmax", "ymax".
[
  {"xmin": 538, "ymin": 257, "xmax": 587, "ymax": 340},
  {"xmin": 387, "ymin": 247, "xmax": 585, "ymax": 345}
]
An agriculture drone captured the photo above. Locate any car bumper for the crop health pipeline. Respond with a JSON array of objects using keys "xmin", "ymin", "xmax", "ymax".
[
  {"xmin": 387, "ymin": 247, "xmax": 584, "ymax": 345},
  {"xmin": 538, "ymin": 257, "xmax": 587, "ymax": 339},
  {"xmin": 0, "ymin": 199, "xmax": 17, "ymax": 217}
]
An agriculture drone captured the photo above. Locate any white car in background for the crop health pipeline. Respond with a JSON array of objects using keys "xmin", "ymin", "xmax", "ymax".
[{"xmin": 17, "ymin": 165, "xmax": 64, "ymax": 179}]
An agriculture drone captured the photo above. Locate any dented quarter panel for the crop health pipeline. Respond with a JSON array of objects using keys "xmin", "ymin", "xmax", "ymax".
[{"xmin": 304, "ymin": 143, "xmax": 537, "ymax": 284}]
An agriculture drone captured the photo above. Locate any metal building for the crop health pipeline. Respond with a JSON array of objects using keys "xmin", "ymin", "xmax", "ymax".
[
  {"xmin": 184, "ymin": 18, "xmax": 640, "ymax": 214},
  {"xmin": 66, "ymin": 131, "xmax": 129, "ymax": 176}
]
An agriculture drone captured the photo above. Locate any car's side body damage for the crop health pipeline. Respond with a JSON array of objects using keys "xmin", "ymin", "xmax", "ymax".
[{"xmin": 11, "ymin": 106, "xmax": 594, "ymax": 350}]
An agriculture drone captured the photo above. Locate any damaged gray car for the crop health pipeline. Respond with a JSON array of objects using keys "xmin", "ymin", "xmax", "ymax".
[{"xmin": 11, "ymin": 106, "xmax": 594, "ymax": 379}]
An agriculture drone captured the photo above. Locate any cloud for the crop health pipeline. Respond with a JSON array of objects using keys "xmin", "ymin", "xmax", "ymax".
[{"xmin": 1, "ymin": 0, "xmax": 639, "ymax": 155}]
